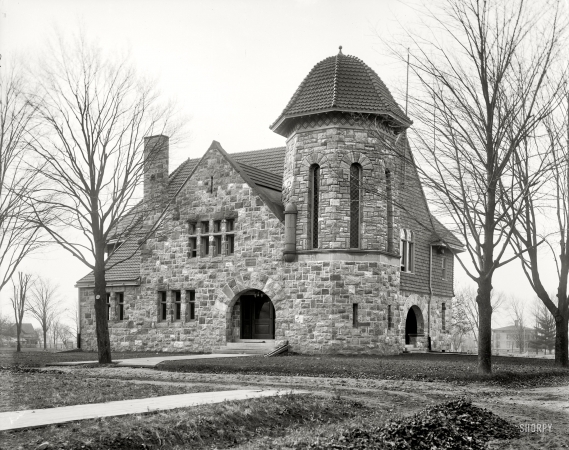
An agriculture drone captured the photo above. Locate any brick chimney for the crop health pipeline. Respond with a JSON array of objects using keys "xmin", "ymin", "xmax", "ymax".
[{"xmin": 143, "ymin": 135, "xmax": 169, "ymax": 209}]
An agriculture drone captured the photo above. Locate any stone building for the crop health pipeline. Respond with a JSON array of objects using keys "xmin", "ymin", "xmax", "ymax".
[{"xmin": 76, "ymin": 50, "xmax": 463, "ymax": 354}]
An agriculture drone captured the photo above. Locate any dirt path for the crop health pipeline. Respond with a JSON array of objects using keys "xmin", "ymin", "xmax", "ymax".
[{"xmin": 42, "ymin": 366, "xmax": 569, "ymax": 449}]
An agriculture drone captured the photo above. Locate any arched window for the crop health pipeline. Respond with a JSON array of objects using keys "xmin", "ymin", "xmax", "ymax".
[
  {"xmin": 350, "ymin": 163, "xmax": 362, "ymax": 248},
  {"xmin": 400, "ymin": 229, "xmax": 415, "ymax": 272},
  {"xmin": 385, "ymin": 169, "xmax": 393, "ymax": 252},
  {"xmin": 309, "ymin": 164, "xmax": 320, "ymax": 249}
]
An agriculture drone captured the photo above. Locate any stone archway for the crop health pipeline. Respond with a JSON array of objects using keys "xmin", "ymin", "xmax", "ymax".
[
  {"xmin": 405, "ymin": 305, "xmax": 424, "ymax": 346},
  {"xmin": 231, "ymin": 289, "xmax": 275, "ymax": 340}
]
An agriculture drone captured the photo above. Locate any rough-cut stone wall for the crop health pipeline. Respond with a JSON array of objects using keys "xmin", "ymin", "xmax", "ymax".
[
  {"xmin": 79, "ymin": 285, "xmax": 140, "ymax": 351},
  {"xmin": 120, "ymin": 145, "xmax": 288, "ymax": 352},
  {"xmin": 400, "ymin": 291, "xmax": 452, "ymax": 351},
  {"xmin": 283, "ymin": 114, "xmax": 399, "ymax": 252},
  {"xmin": 282, "ymin": 258, "xmax": 403, "ymax": 354}
]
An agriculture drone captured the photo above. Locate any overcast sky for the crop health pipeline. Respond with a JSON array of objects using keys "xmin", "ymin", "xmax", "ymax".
[{"xmin": 0, "ymin": 0, "xmax": 555, "ymax": 329}]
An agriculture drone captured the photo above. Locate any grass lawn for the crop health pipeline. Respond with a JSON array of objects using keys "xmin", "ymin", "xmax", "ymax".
[
  {"xmin": 0, "ymin": 394, "xmax": 363, "ymax": 450},
  {"xmin": 0, "ymin": 349, "xmax": 198, "ymax": 368},
  {"xmin": 158, "ymin": 352, "xmax": 569, "ymax": 386},
  {"xmin": 0, "ymin": 368, "xmax": 224, "ymax": 411}
]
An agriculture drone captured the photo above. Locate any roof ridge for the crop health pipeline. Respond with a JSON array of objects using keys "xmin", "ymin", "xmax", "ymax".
[{"xmin": 332, "ymin": 53, "xmax": 340, "ymax": 107}]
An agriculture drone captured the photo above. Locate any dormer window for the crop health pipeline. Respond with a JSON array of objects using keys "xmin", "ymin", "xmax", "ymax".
[{"xmin": 105, "ymin": 241, "xmax": 122, "ymax": 258}]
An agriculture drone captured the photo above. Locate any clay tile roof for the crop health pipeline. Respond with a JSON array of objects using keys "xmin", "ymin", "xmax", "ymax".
[
  {"xmin": 271, "ymin": 52, "xmax": 412, "ymax": 135},
  {"xmin": 76, "ymin": 238, "xmax": 141, "ymax": 286},
  {"xmin": 230, "ymin": 147, "xmax": 286, "ymax": 175},
  {"xmin": 237, "ymin": 162, "xmax": 283, "ymax": 191}
]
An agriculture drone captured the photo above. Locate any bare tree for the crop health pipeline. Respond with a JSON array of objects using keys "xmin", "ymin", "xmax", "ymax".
[
  {"xmin": 508, "ymin": 93, "xmax": 569, "ymax": 366},
  {"xmin": 0, "ymin": 65, "xmax": 45, "ymax": 296},
  {"xmin": 9, "ymin": 272, "xmax": 33, "ymax": 352},
  {"xmin": 28, "ymin": 33, "xmax": 183, "ymax": 363},
  {"xmin": 27, "ymin": 277, "xmax": 60, "ymax": 350},
  {"xmin": 454, "ymin": 284, "xmax": 505, "ymax": 343},
  {"xmin": 396, "ymin": 0, "xmax": 567, "ymax": 373},
  {"xmin": 508, "ymin": 296, "xmax": 528, "ymax": 353}
]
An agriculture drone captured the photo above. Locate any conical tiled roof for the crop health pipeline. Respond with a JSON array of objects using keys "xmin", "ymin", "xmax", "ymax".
[{"xmin": 270, "ymin": 50, "xmax": 412, "ymax": 136}]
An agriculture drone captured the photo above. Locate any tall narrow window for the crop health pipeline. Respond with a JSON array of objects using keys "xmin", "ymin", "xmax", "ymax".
[
  {"xmin": 186, "ymin": 290, "xmax": 196, "ymax": 320},
  {"xmin": 386, "ymin": 169, "xmax": 393, "ymax": 252},
  {"xmin": 106, "ymin": 293, "xmax": 111, "ymax": 320},
  {"xmin": 388, "ymin": 305, "xmax": 393, "ymax": 330},
  {"xmin": 173, "ymin": 290, "xmax": 181, "ymax": 321},
  {"xmin": 309, "ymin": 164, "xmax": 320, "ymax": 249},
  {"xmin": 441, "ymin": 257, "xmax": 447, "ymax": 280},
  {"xmin": 210, "ymin": 176, "xmax": 214, "ymax": 194},
  {"xmin": 117, "ymin": 292, "xmax": 124, "ymax": 321},
  {"xmin": 159, "ymin": 291, "xmax": 167, "ymax": 321},
  {"xmin": 226, "ymin": 219, "xmax": 235, "ymax": 255},
  {"xmin": 200, "ymin": 221, "xmax": 210, "ymax": 256},
  {"xmin": 353, "ymin": 303, "xmax": 358, "ymax": 327},
  {"xmin": 350, "ymin": 163, "xmax": 361, "ymax": 248},
  {"xmin": 442, "ymin": 302, "xmax": 446, "ymax": 331},
  {"xmin": 400, "ymin": 229, "xmax": 415, "ymax": 272},
  {"xmin": 188, "ymin": 222, "xmax": 197, "ymax": 259}
]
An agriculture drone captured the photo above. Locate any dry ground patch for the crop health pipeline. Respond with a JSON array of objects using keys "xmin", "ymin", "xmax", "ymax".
[{"xmin": 1, "ymin": 351, "xmax": 568, "ymax": 449}]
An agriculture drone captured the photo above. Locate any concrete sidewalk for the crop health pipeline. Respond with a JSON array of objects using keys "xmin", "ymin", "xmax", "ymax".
[
  {"xmin": 48, "ymin": 353, "xmax": 256, "ymax": 368},
  {"xmin": 0, "ymin": 389, "xmax": 305, "ymax": 431}
]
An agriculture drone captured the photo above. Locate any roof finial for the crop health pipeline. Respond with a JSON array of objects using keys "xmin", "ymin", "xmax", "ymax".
[{"xmin": 338, "ymin": 45, "xmax": 343, "ymax": 55}]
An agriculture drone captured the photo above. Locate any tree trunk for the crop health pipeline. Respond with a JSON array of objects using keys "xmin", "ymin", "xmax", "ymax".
[
  {"xmin": 555, "ymin": 313, "xmax": 568, "ymax": 367},
  {"xmin": 43, "ymin": 329, "xmax": 47, "ymax": 350},
  {"xmin": 94, "ymin": 249, "xmax": 112, "ymax": 364},
  {"xmin": 477, "ymin": 279, "xmax": 493, "ymax": 374},
  {"xmin": 16, "ymin": 324, "xmax": 21, "ymax": 352}
]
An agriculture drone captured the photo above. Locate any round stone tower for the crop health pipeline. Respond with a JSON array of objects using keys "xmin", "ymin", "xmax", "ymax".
[
  {"xmin": 270, "ymin": 48, "xmax": 412, "ymax": 255},
  {"xmin": 270, "ymin": 49, "xmax": 413, "ymax": 354}
]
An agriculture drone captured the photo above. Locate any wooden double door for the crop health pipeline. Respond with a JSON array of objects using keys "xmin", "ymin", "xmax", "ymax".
[{"xmin": 240, "ymin": 293, "xmax": 275, "ymax": 339}]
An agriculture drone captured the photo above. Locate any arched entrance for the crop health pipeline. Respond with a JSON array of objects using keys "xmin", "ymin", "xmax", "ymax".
[
  {"xmin": 405, "ymin": 305, "xmax": 424, "ymax": 345},
  {"xmin": 239, "ymin": 290, "xmax": 275, "ymax": 339}
]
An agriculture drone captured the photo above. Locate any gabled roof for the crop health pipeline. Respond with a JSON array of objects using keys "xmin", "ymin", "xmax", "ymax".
[
  {"xmin": 429, "ymin": 215, "xmax": 464, "ymax": 251},
  {"xmin": 75, "ymin": 237, "xmax": 141, "ymax": 287},
  {"xmin": 9, "ymin": 323, "xmax": 37, "ymax": 336},
  {"xmin": 271, "ymin": 51, "xmax": 412, "ymax": 136}
]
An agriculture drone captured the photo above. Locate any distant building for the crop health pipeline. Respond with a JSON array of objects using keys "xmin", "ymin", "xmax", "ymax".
[
  {"xmin": 8, "ymin": 323, "xmax": 39, "ymax": 347},
  {"xmin": 492, "ymin": 321, "xmax": 535, "ymax": 354}
]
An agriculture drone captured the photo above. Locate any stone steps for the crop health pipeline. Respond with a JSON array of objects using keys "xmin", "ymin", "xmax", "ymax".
[
  {"xmin": 404, "ymin": 344, "xmax": 427, "ymax": 353},
  {"xmin": 212, "ymin": 339, "xmax": 277, "ymax": 355}
]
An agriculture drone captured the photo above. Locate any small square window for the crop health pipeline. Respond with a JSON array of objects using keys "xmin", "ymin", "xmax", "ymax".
[
  {"xmin": 213, "ymin": 220, "xmax": 221, "ymax": 233},
  {"xmin": 188, "ymin": 222, "xmax": 197, "ymax": 234},
  {"xmin": 226, "ymin": 219, "xmax": 234, "ymax": 232},
  {"xmin": 201, "ymin": 221, "xmax": 209, "ymax": 234}
]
